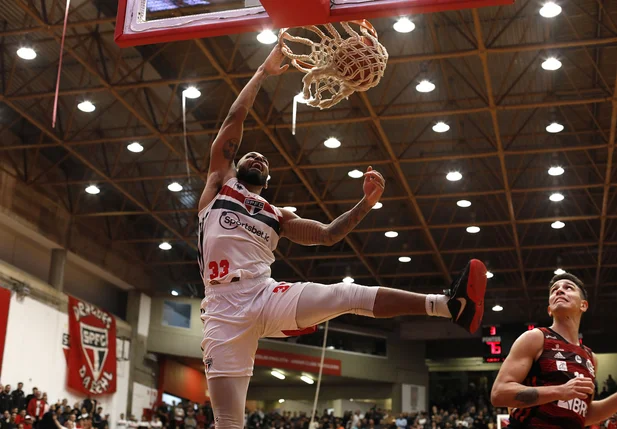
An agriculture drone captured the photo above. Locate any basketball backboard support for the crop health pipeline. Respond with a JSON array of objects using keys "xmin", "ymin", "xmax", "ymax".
[{"xmin": 115, "ymin": 0, "xmax": 514, "ymax": 48}]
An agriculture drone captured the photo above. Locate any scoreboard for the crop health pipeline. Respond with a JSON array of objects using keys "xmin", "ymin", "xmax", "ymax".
[{"xmin": 482, "ymin": 324, "xmax": 584, "ymax": 363}]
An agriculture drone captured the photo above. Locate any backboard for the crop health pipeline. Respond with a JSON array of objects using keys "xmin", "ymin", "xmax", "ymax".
[{"xmin": 115, "ymin": 0, "xmax": 514, "ymax": 47}]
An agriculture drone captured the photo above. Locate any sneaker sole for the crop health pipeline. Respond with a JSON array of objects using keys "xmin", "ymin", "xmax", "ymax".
[{"xmin": 467, "ymin": 259, "xmax": 487, "ymax": 334}]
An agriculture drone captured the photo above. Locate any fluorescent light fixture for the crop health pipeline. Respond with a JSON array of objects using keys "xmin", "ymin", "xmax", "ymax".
[
  {"xmin": 85, "ymin": 185, "xmax": 100, "ymax": 195},
  {"xmin": 257, "ymin": 29, "xmax": 278, "ymax": 44},
  {"xmin": 348, "ymin": 169, "xmax": 364, "ymax": 179},
  {"xmin": 127, "ymin": 142, "xmax": 144, "ymax": 153},
  {"xmin": 300, "ymin": 375, "xmax": 315, "ymax": 385},
  {"xmin": 385, "ymin": 231, "xmax": 399, "ymax": 238},
  {"xmin": 466, "ymin": 226, "xmax": 481, "ymax": 234},
  {"xmin": 342, "ymin": 276, "xmax": 354, "ymax": 284},
  {"xmin": 542, "ymin": 57, "xmax": 562, "ymax": 71},
  {"xmin": 183, "ymin": 87, "xmax": 201, "ymax": 99},
  {"xmin": 457, "ymin": 200, "xmax": 471, "ymax": 208},
  {"xmin": 398, "ymin": 256, "xmax": 411, "ymax": 263},
  {"xmin": 551, "ymin": 221, "xmax": 565, "ymax": 229},
  {"xmin": 78, "ymin": 101, "xmax": 95, "ymax": 113},
  {"xmin": 554, "ymin": 268, "xmax": 566, "ymax": 275},
  {"xmin": 159, "ymin": 242, "xmax": 172, "ymax": 250},
  {"xmin": 278, "ymin": 399, "xmax": 285, "ymax": 404},
  {"xmin": 549, "ymin": 193, "xmax": 564, "ymax": 202},
  {"xmin": 486, "ymin": 271, "xmax": 494, "ymax": 279},
  {"xmin": 17, "ymin": 47, "xmax": 36, "ymax": 60},
  {"xmin": 171, "ymin": 290, "xmax": 179, "ymax": 296},
  {"xmin": 324, "ymin": 137, "xmax": 341, "ymax": 148},
  {"xmin": 393, "ymin": 17, "xmax": 415, "ymax": 33},
  {"xmin": 492, "ymin": 304, "xmax": 503, "ymax": 312},
  {"xmin": 283, "ymin": 206, "xmax": 297, "ymax": 213},
  {"xmin": 270, "ymin": 370, "xmax": 285, "ymax": 380},
  {"xmin": 546, "ymin": 122, "xmax": 564, "ymax": 133},
  {"xmin": 372, "ymin": 202, "xmax": 383, "ymax": 209},
  {"xmin": 548, "ymin": 166, "xmax": 564, "ymax": 176},
  {"xmin": 432, "ymin": 122, "xmax": 450, "ymax": 133},
  {"xmin": 416, "ymin": 80, "xmax": 435, "ymax": 93},
  {"xmin": 540, "ymin": 2, "xmax": 562, "ymax": 18},
  {"xmin": 446, "ymin": 171, "xmax": 463, "ymax": 181},
  {"xmin": 168, "ymin": 182, "xmax": 183, "ymax": 192}
]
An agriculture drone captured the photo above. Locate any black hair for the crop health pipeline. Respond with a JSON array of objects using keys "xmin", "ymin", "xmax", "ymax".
[{"xmin": 548, "ymin": 273, "xmax": 588, "ymax": 300}]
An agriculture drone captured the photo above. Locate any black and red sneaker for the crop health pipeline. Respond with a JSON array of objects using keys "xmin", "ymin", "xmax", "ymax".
[{"xmin": 445, "ymin": 259, "xmax": 487, "ymax": 334}]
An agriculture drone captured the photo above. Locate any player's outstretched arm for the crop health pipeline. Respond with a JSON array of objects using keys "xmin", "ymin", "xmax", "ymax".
[
  {"xmin": 280, "ymin": 167, "xmax": 384, "ymax": 246},
  {"xmin": 198, "ymin": 44, "xmax": 288, "ymax": 211},
  {"xmin": 586, "ymin": 357, "xmax": 617, "ymax": 425},
  {"xmin": 491, "ymin": 329, "xmax": 595, "ymax": 409}
]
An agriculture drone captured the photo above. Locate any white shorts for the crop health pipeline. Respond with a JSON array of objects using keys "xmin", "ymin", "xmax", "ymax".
[{"xmin": 200, "ymin": 275, "xmax": 378, "ymax": 378}]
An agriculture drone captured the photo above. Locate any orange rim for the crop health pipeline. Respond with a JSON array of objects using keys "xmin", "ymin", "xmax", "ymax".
[{"xmin": 349, "ymin": 19, "xmax": 377, "ymax": 38}]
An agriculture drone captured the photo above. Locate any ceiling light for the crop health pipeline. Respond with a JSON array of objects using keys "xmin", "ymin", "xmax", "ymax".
[
  {"xmin": 168, "ymin": 182, "xmax": 183, "ymax": 192},
  {"xmin": 85, "ymin": 185, "xmax": 100, "ymax": 195},
  {"xmin": 257, "ymin": 29, "xmax": 278, "ymax": 44},
  {"xmin": 278, "ymin": 399, "xmax": 285, "ymax": 404},
  {"xmin": 554, "ymin": 268, "xmax": 566, "ymax": 275},
  {"xmin": 342, "ymin": 276, "xmax": 354, "ymax": 284},
  {"xmin": 551, "ymin": 220, "xmax": 565, "ymax": 229},
  {"xmin": 270, "ymin": 370, "xmax": 285, "ymax": 380},
  {"xmin": 300, "ymin": 375, "xmax": 315, "ymax": 385},
  {"xmin": 542, "ymin": 57, "xmax": 562, "ymax": 71},
  {"xmin": 159, "ymin": 242, "xmax": 172, "ymax": 250},
  {"xmin": 283, "ymin": 206, "xmax": 297, "ymax": 213},
  {"xmin": 348, "ymin": 169, "xmax": 363, "ymax": 179},
  {"xmin": 372, "ymin": 202, "xmax": 383, "ymax": 209},
  {"xmin": 16, "ymin": 47, "xmax": 36, "ymax": 60},
  {"xmin": 432, "ymin": 122, "xmax": 450, "ymax": 133},
  {"xmin": 78, "ymin": 101, "xmax": 95, "ymax": 113},
  {"xmin": 183, "ymin": 87, "xmax": 201, "ymax": 99},
  {"xmin": 466, "ymin": 226, "xmax": 481, "ymax": 234},
  {"xmin": 492, "ymin": 304, "xmax": 503, "ymax": 312},
  {"xmin": 540, "ymin": 2, "xmax": 562, "ymax": 18},
  {"xmin": 546, "ymin": 122, "xmax": 564, "ymax": 133},
  {"xmin": 398, "ymin": 256, "xmax": 411, "ymax": 263},
  {"xmin": 393, "ymin": 17, "xmax": 415, "ymax": 33},
  {"xmin": 127, "ymin": 142, "xmax": 144, "ymax": 153},
  {"xmin": 324, "ymin": 137, "xmax": 341, "ymax": 149},
  {"xmin": 486, "ymin": 271, "xmax": 494, "ymax": 279},
  {"xmin": 549, "ymin": 192, "xmax": 564, "ymax": 202},
  {"xmin": 457, "ymin": 200, "xmax": 471, "ymax": 208},
  {"xmin": 267, "ymin": 175, "xmax": 271, "ymax": 181},
  {"xmin": 446, "ymin": 171, "xmax": 462, "ymax": 181},
  {"xmin": 548, "ymin": 166, "xmax": 564, "ymax": 176},
  {"xmin": 385, "ymin": 231, "xmax": 399, "ymax": 238},
  {"xmin": 171, "ymin": 290, "xmax": 179, "ymax": 296},
  {"xmin": 416, "ymin": 80, "xmax": 435, "ymax": 93}
]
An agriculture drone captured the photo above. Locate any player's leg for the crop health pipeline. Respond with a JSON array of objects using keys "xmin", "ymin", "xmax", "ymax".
[
  {"xmin": 206, "ymin": 376, "xmax": 250, "ymax": 429},
  {"xmin": 296, "ymin": 259, "xmax": 487, "ymax": 334}
]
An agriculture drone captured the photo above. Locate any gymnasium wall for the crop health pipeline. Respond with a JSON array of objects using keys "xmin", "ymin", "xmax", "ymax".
[{"xmin": 0, "ymin": 260, "xmax": 132, "ymax": 426}]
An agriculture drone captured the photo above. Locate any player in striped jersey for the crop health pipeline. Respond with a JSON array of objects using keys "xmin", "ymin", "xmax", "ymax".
[
  {"xmin": 491, "ymin": 273, "xmax": 617, "ymax": 428},
  {"xmin": 197, "ymin": 43, "xmax": 488, "ymax": 429}
]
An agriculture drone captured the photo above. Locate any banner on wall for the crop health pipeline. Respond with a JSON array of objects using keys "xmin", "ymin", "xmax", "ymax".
[
  {"xmin": 67, "ymin": 296, "xmax": 117, "ymax": 395},
  {"xmin": 254, "ymin": 348, "xmax": 342, "ymax": 376},
  {"xmin": 0, "ymin": 287, "xmax": 11, "ymax": 375}
]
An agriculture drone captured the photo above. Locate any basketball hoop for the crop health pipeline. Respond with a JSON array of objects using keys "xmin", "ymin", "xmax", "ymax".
[{"xmin": 280, "ymin": 20, "xmax": 388, "ymax": 111}]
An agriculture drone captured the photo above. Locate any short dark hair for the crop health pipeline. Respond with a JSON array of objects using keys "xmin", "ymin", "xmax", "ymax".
[{"xmin": 549, "ymin": 273, "xmax": 588, "ymax": 300}]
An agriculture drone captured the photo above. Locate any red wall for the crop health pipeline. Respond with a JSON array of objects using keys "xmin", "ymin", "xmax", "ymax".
[
  {"xmin": 0, "ymin": 288, "xmax": 11, "ymax": 375},
  {"xmin": 159, "ymin": 358, "xmax": 208, "ymax": 403}
]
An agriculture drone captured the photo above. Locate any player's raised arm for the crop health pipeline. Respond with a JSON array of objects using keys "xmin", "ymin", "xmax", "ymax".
[
  {"xmin": 199, "ymin": 45, "xmax": 288, "ymax": 211},
  {"xmin": 586, "ymin": 356, "xmax": 617, "ymax": 425},
  {"xmin": 280, "ymin": 166, "xmax": 384, "ymax": 246},
  {"xmin": 491, "ymin": 329, "xmax": 595, "ymax": 409}
]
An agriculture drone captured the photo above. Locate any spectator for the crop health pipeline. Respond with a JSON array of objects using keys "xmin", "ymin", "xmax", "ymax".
[
  {"xmin": 148, "ymin": 417, "xmax": 161, "ymax": 429},
  {"xmin": 116, "ymin": 414, "xmax": 126, "ymax": 429},
  {"xmin": 23, "ymin": 392, "xmax": 37, "ymax": 412},
  {"xmin": 394, "ymin": 414, "xmax": 406, "ymax": 429},
  {"xmin": 10, "ymin": 385, "xmax": 24, "ymax": 413},
  {"xmin": 1, "ymin": 411, "xmax": 14, "ymax": 429},
  {"xmin": 137, "ymin": 417, "xmax": 149, "ymax": 429},
  {"xmin": 22, "ymin": 416, "xmax": 32, "ymax": 429},
  {"xmin": 607, "ymin": 375, "xmax": 617, "ymax": 395},
  {"xmin": 183, "ymin": 410, "xmax": 196, "ymax": 429},
  {"xmin": 1, "ymin": 386, "xmax": 12, "ymax": 414},
  {"xmin": 26, "ymin": 393, "xmax": 45, "ymax": 423}
]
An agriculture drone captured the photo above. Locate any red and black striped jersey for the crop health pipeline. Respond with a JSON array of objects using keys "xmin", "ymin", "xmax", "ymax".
[{"xmin": 508, "ymin": 327, "xmax": 596, "ymax": 429}]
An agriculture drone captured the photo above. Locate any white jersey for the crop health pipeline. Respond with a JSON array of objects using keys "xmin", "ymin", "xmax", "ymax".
[{"xmin": 197, "ymin": 177, "xmax": 282, "ymax": 287}]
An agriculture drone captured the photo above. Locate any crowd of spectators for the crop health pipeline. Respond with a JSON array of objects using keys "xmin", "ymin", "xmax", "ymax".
[{"xmin": 0, "ymin": 382, "xmax": 108, "ymax": 429}]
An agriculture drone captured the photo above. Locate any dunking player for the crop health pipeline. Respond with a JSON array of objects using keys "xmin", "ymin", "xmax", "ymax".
[
  {"xmin": 197, "ymin": 44, "xmax": 487, "ymax": 429},
  {"xmin": 491, "ymin": 273, "xmax": 617, "ymax": 428}
]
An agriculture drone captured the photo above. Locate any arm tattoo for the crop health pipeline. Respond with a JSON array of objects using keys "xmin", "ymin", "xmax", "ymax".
[
  {"xmin": 222, "ymin": 138, "xmax": 239, "ymax": 161},
  {"xmin": 324, "ymin": 199, "xmax": 372, "ymax": 245},
  {"xmin": 514, "ymin": 388, "xmax": 539, "ymax": 405}
]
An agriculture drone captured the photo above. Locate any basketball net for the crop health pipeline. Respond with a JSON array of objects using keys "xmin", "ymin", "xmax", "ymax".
[{"xmin": 281, "ymin": 20, "xmax": 388, "ymax": 134}]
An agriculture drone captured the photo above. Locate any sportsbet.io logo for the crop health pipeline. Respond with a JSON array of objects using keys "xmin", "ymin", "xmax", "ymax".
[{"xmin": 219, "ymin": 211, "xmax": 270, "ymax": 242}]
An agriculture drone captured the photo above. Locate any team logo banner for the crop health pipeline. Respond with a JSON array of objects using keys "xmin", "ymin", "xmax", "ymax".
[{"xmin": 67, "ymin": 296, "xmax": 116, "ymax": 395}]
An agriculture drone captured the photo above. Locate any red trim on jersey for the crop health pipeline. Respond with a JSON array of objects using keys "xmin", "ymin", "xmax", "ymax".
[{"xmin": 220, "ymin": 185, "xmax": 281, "ymax": 220}]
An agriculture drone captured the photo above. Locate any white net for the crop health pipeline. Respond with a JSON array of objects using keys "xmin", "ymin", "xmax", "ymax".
[{"xmin": 280, "ymin": 20, "xmax": 389, "ymax": 110}]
